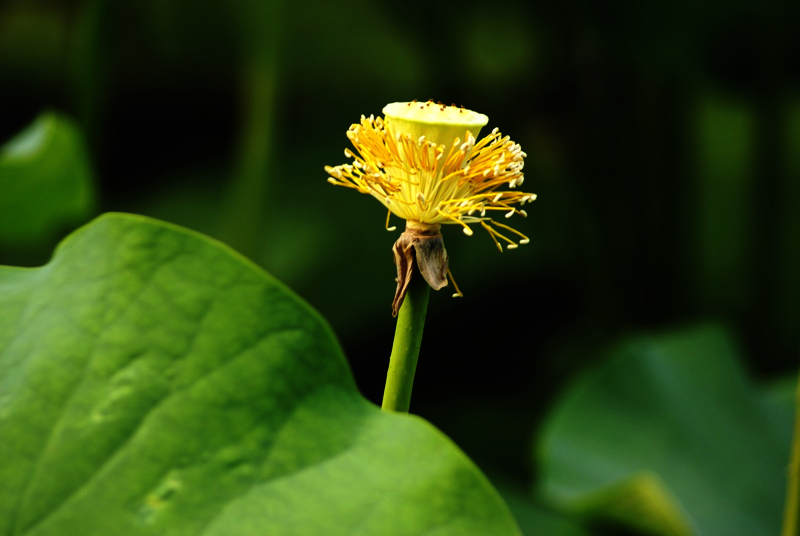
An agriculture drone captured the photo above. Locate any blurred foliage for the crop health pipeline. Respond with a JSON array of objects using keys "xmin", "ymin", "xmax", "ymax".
[
  {"xmin": 691, "ymin": 96, "xmax": 756, "ymax": 314},
  {"xmin": 0, "ymin": 111, "xmax": 94, "ymax": 262},
  {"xmin": 0, "ymin": 0, "xmax": 798, "ymax": 534},
  {"xmin": 537, "ymin": 325, "xmax": 792, "ymax": 536}
]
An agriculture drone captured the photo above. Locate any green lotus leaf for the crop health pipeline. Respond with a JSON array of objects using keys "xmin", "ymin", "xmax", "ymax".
[
  {"xmin": 0, "ymin": 213, "xmax": 519, "ymax": 536},
  {"xmin": 537, "ymin": 325, "xmax": 790, "ymax": 536}
]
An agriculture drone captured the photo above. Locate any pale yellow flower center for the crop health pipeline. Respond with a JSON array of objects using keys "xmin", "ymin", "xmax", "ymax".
[{"xmin": 382, "ymin": 101, "xmax": 488, "ymax": 147}]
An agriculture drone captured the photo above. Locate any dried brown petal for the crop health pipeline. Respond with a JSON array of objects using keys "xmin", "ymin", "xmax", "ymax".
[{"xmin": 391, "ymin": 223, "xmax": 449, "ymax": 316}]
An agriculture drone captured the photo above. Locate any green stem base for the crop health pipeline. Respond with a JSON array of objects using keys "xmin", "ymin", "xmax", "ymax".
[{"xmin": 381, "ymin": 273, "xmax": 430, "ymax": 413}]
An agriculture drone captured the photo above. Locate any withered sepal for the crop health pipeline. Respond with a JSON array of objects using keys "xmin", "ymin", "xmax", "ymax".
[{"xmin": 392, "ymin": 222, "xmax": 448, "ymax": 316}]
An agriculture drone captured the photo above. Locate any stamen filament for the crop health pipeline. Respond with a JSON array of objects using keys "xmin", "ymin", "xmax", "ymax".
[
  {"xmin": 447, "ymin": 268, "xmax": 464, "ymax": 298},
  {"xmin": 488, "ymin": 219, "xmax": 531, "ymax": 243},
  {"xmin": 480, "ymin": 220, "xmax": 504, "ymax": 252}
]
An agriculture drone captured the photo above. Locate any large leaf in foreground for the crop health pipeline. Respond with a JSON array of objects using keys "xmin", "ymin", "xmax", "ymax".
[
  {"xmin": 0, "ymin": 111, "xmax": 95, "ymax": 249},
  {"xmin": 536, "ymin": 325, "xmax": 791, "ymax": 536},
  {"xmin": 0, "ymin": 213, "xmax": 519, "ymax": 536}
]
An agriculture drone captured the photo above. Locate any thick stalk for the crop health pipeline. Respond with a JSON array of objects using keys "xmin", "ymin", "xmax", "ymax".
[
  {"xmin": 218, "ymin": 0, "xmax": 283, "ymax": 260},
  {"xmin": 381, "ymin": 272, "xmax": 430, "ymax": 413},
  {"xmin": 782, "ymin": 366, "xmax": 800, "ymax": 536}
]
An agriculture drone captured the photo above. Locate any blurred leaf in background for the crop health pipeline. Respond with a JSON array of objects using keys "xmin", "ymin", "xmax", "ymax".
[
  {"xmin": 537, "ymin": 324, "xmax": 792, "ymax": 536},
  {"xmin": 0, "ymin": 111, "xmax": 95, "ymax": 263}
]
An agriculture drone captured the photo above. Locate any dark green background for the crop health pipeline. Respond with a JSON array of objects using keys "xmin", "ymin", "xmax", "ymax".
[{"xmin": 1, "ymin": 0, "xmax": 798, "ymax": 533}]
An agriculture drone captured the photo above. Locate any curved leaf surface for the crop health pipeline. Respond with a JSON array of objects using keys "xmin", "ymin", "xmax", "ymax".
[
  {"xmin": 537, "ymin": 325, "xmax": 790, "ymax": 536},
  {"xmin": 0, "ymin": 213, "xmax": 519, "ymax": 536}
]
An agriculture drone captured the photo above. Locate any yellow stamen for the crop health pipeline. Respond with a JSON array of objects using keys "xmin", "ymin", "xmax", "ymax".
[
  {"xmin": 325, "ymin": 101, "xmax": 537, "ymax": 295},
  {"xmin": 480, "ymin": 220, "xmax": 504, "ymax": 252},
  {"xmin": 447, "ymin": 268, "xmax": 464, "ymax": 298},
  {"xmin": 488, "ymin": 219, "xmax": 531, "ymax": 244}
]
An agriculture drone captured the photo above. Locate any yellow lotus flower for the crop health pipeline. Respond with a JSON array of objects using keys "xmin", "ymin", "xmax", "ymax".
[{"xmin": 325, "ymin": 100, "xmax": 536, "ymax": 315}]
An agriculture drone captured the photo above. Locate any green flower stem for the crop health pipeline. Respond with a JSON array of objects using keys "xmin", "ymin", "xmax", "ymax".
[
  {"xmin": 382, "ymin": 273, "xmax": 430, "ymax": 413},
  {"xmin": 782, "ymin": 369, "xmax": 800, "ymax": 536}
]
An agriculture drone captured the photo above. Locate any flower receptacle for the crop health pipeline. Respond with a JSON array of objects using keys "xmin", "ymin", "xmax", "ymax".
[{"xmin": 383, "ymin": 101, "xmax": 488, "ymax": 148}]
